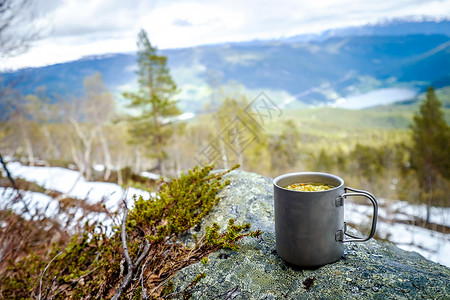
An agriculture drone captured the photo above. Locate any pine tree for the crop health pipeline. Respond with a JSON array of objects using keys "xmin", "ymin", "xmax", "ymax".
[
  {"xmin": 123, "ymin": 30, "xmax": 180, "ymax": 175},
  {"xmin": 410, "ymin": 86, "xmax": 450, "ymax": 223}
]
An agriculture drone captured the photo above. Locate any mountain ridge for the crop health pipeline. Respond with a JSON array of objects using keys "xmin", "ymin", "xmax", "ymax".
[
  {"xmin": 281, "ymin": 17, "xmax": 450, "ymax": 43},
  {"xmin": 1, "ymin": 18, "xmax": 449, "ymax": 115}
]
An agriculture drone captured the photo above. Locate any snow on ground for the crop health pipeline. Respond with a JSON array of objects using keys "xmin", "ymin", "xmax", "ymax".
[
  {"xmin": 0, "ymin": 186, "xmax": 118, "ymax": 231},
  {"xmin": 1, "ymin": 162, "xmax": 153, "ymax": 231},
  {"xmin": 377, "ymin": 221, "xmax": 450, "ymax": 267},
  {"xmin": 5, "ymin": 162, "xmax": 152, "ymax": 210},
  {"xmin": 0, "ymin": 187, "xmax": 59, "ymax": 220},
  {"xmin": 345, "ymin": 201, "xmax": 450, "ymax": 268},
  {"xmin": 1, "ymin": 162, "xmax": 449, "ymax": 268},
  {"xmin": 389, "ymin": 200, "xmax": 450, "ymax": 227},
  {"xmin": 141, "ymin": 171, "xmax": 160, "ymax": 180}
]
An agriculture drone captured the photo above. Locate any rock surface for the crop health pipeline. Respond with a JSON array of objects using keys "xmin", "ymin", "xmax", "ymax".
[{"xmin": 170, "ymin": 170, "xmax": 450, "ymax": 299}]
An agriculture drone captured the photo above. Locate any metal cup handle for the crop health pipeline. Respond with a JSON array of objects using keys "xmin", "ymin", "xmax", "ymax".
[{"xmin": 335, "ymin": 187, "xmax": 378, "ymax": 243}]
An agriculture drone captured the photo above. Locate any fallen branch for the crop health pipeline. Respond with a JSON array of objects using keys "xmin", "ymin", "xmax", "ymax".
[
  {"xmin": 0, "ymin": 153, "xmax": 30, "ymax": 214},
  {"xmin": 111, "ymin": 193, "xmax": 151, "ymax": 300},
  {"xmin": 121, "ymin": 201, "xmax": 132, "ymax": 268},
  {"xmin": 0, "ymin": 153, "xmax": 16, "ymax": 189}
]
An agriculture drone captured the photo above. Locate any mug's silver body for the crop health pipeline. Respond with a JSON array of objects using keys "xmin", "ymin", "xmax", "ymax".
[{"xmin": 274, "ymin": 172, "xmax": 345, "ymax": 267}]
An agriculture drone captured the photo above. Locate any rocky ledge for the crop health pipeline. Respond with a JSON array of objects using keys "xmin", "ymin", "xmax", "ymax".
[{"xmin": 171, "ymin": 170, "xmax": 450, "ymax": 299}]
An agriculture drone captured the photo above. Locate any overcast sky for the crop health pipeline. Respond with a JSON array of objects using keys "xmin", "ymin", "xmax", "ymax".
[{"xmin": 1, "ymin": 0, "xmax": 450, "ymax": 70}]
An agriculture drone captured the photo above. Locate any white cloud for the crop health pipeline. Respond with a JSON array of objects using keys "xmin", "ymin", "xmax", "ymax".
[
  {"xmin": 1, "ymin": 0, "xmax": 449, "ymax": 70},
  {"xmin": 49, "ymin": 0, "xmax": 147, "ymax": 37},
  {"xmin": 144, "ymin": 2, "xmax": 245, "ymax": 48}
]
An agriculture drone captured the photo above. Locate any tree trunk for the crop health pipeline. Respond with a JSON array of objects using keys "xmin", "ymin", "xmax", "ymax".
[
  {"xmin": 24, "ymin": 138, "xmax": 35, "ymax": 166},
  {"xmin": 174, "ymin": 134, "xmax": 182, "ymax": 175},
  {"xmin": 69, "ymin": 118, "xmax": 96, "ymax": 180},
  {"xmin": 152, "ymin": 109, "xmax": 163, "ymax": 175},
  {"xmin": 99, "ymin": 131, "xmax": 112, "ymax": 181},
  {"xmin": 215, "ymin": 120, "xmax": 228, "ymax": 169},
  {"xmin": 42, "ymin": 126, "xmax": 59, "ymax": 161},
  {"xmin": 156, "ymin": 133, "xmax": 163, "ymax": 175},
  {"xmin": 233, "ymin": 125, "xmax": 244, "ymax": 167},
  {"xmin": 134, "ymin": 148, "xmax": 141, "ymax": 174},
  {"xmin": 117, "ymin": 159, "xmax": 123, "ymax": 186},
  {"xmin": 425, "ymin": 167, "xmax": 433, "ymax": 224}
]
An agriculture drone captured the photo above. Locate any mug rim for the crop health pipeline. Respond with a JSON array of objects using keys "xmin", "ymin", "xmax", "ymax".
[{"xmin": 273, "ymin": 171, "xmax": 344, "ymax": 192}]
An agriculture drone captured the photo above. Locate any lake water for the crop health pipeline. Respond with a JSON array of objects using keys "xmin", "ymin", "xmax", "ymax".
[{"xmin": 332, "ymin": 87, "xmax": 417, "ymax": 109}]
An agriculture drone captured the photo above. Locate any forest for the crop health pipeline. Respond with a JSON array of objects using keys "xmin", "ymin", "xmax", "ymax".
[{"xmin": 1, "ymin": 27, "xmax": 450, "ymax": 298}]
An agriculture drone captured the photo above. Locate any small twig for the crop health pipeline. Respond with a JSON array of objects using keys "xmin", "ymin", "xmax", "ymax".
[
  {"xmin": 210, "ymin": 286, "xmax": 239, "ymax": 300},
  {"xmin": 119, "ymin": 258, "xmax": 125, "ymax": 278},
  {"xmin": 0, "ymin": 153, "xmax": 16, "ymax": 189},
  {"xmin": 112, "ymin": 189, "xmax": 153, "ymax": 300},
  {"xmin": 135, "ymin": 240, "xmax": 151, "ymax": 268},
  {"xmin": 0, "ymin": 153, "xmax": 31, "ymax": 213},
  {"xmin": 38, "ymin": 251, "xmax": 63, "ymax": 300},
  {"xmin": 121, "ymin": 202, "xmax": 133, "ymax": 269},
  {"xmin": 150, "ymin": 272, "xmax": 178, "ymax": 296},
  {"xmin": 43, "ymin": 276, "xmax": 57, "ymax": 300},
  {"xmin": 140, "ymin": 262, "xmax": 148, "ymax": 299},
  {"xmin": 51, "ymin": 267, "xmax": 99, "ymax": 299},
  {"xmin": 111, "ymin": 192, "xmax": 131, "ymax": 300},
  {"xmin": 163, "ymin": 273, "xmax": 206, "ymax": 299},
  {"xmin": 224, "ymin": 286, "xmax": 239, "ymax": 300}
]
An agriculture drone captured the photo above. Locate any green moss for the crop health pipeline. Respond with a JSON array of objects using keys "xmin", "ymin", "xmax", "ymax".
[
  {"xmin": 192, "ymin": 273, "xmax": 206, "ymax": 285},
  {"xmin": 128, "ymin": 164, "xmax": 236, "ymax": 239},
  {"xmin": 205, "ymin": 219, "xmax": 255, "ymax": 251}
]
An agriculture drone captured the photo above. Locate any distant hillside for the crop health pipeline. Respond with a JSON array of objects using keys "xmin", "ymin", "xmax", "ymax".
[
  {"xmin": 178, "ymin": 34, "xmax": 449, "ymax": 96},
  {"xmin": 282, "ymin": 17, "xmax": 450, "ymax": 42},
  {"xmin": 272, "ymin": 87, "xmax": 450, "ymax": 141},
  {"xmin": 1, "ymin": 18, "xmax": 449, "ymax": 115},
  {"xmin": 1, "ymin": 53, "xmax": 136, "ymax": 99}
]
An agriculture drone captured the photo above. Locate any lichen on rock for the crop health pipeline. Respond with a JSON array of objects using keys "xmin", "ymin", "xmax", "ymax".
[{"xmin": 170, "ymin": 170, "xmax": 450, "ymax": 299}]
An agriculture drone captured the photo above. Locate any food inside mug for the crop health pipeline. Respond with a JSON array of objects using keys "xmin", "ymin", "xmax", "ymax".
[{"xmin": 285, "ymin": 182, "xmax": 335, "ymax": 192}]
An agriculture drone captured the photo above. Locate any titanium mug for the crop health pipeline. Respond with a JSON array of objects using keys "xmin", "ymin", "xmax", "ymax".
[{"xmin": 273, "ymin": 172, "xmax": 378, "ymax": 267}]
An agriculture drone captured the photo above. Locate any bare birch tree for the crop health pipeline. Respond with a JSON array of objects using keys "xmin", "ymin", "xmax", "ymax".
[{"xmin": 66, "ymin": 72, "xmax": 115, "ymax": 181}]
